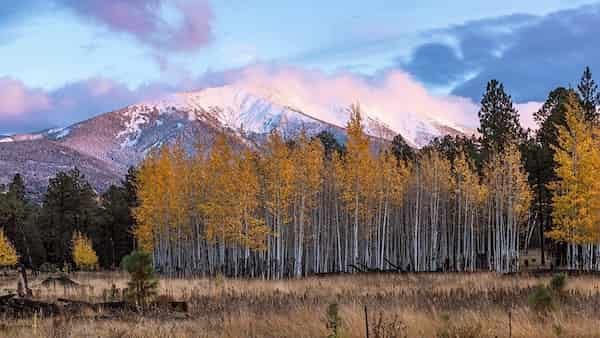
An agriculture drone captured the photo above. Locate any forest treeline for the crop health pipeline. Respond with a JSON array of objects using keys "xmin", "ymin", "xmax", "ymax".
[
  {"xmin": 0, "ymin": 169, "xmax": 137, "ymax": 270},
  {"xmin": 2, "ymin": 67, "xmax": 600, "ymax": 277}
]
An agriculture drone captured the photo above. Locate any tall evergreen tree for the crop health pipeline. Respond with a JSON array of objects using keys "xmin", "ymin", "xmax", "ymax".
[
  {"xmin": 477, "ymin": 80, "xmax": 523, "ymax": 160},
  {"xmin": 526, "ymin": 87, "xmax": 576, "ymax": 265},
  {"xmin": 39, "ymin": 168, "xmax": 100, "ymax": 265},
  {"xmin": 577, "ymin": 66, "xmax": 600, "ymax": 124},
  {"xmin": 95, "ymin": 167, "xmax": 138, "ymax": 268},
  {"xmin": 391, "ymin": 134, "xmax": 415, "ymax": 164},
  {"xmin": 0, "ymin": 174, "xmax": 45, "ymax": 268},
  {"xmin": 422, "ymin": 135, "xmax": 481, "ymax": 171},
  {"xmin": 8, "ymin": 174, "xmax": 25, "ymax": 201},
  {"xmin": 97, "ymin": 186, "xmax": 136, "ymax": 268},
  {"xmin": 314, "ymin": 130, "xmax": 345, "ymax": 159}
]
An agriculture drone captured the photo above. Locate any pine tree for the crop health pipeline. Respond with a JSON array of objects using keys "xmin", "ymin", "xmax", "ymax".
[
  {"xmin": 577, "ymin": 66, "xmax": 600, "ymax": 124},
  {"xmin": 0, "ymin": 228, "xmax": 18, "ymax": 268},
  {"xmin": 98, "ymin": 182, "xmax": 136, "ymax": 268},
  {"xmin": 121, "ymin": 250, "xmax": 158, "ymax": 307},
  {"xmin": 391, "ymin": 134, "xmax": 415, "ymax": 164},
  {"xmin": 527, "ymin": 87, "xmax": 573, "ymax": 265},
  {"xmin": 0, "ymin": 174, "xmax": 45, "ymax": 268},
  {"xmin": 72, "ymin": 231, "xmax": 98, "ymax": 270},
  {"xmin": 8, "ymin": 173, "xmax": 25, "ymax": 201},
  {"xmin": 39, "ymin": 168, "xmax": 100, "ymax": 264},
  {"xmin": 478, "ymin": 80, "xmax": 523, "ymax": 160},
  {"xmin": 314, "ymin": 130, "xmax": 345, "ymax": 159}
]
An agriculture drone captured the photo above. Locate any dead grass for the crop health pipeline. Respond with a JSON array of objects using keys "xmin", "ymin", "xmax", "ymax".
[{"xmin": 2, "ymin": 271, "xmax": 600, "ymax": 337}]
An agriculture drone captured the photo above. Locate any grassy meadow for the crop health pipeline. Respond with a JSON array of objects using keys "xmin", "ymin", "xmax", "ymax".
[{"xmin": 1, "ymin": 271, "xmax": 600, "ymax": 337}]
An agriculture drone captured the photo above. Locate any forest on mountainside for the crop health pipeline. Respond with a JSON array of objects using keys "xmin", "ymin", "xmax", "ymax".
[{"xmin": 2, "ymin": 68, "xmax": 600, "ymax": 278}]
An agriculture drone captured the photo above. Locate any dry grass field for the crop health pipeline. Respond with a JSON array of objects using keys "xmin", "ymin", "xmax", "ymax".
[{"xmin": 1, "ymin": 271, "xmax": 600, "ymax": 337}]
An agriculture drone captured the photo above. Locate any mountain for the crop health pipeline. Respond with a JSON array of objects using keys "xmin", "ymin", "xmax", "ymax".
[
  {"xmin": 0, "ymin": 84, "xmax": 472, "ymax": 196},
  {"xmin": 0, "ymin": 139, "xmax": 120, "ymax": 198}
]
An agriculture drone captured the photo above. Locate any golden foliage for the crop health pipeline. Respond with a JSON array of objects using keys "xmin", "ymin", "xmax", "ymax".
[
  {"xmin": 547, "ymin": 92, "xmax": 600, "ymax": 244},
  {"xmin": 72, "ymin": 231, "xmax": 98, "ymax": 270},
  {"xmin": 0, "ymin": 228, "xmax": 18, "ymax": 267},
  {"xmin": 484, "ymin": 143, "xmax": 532, "ymax": 221}
]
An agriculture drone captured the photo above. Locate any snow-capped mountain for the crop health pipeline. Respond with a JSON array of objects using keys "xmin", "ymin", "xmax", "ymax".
[{"xmin": 0, "ymin": 84, "xmax": 471, "ymax": 195}]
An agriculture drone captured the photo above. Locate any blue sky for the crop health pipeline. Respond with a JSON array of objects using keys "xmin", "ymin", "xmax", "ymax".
[{"xmin": 1, "ymin": 0, "xmax": 599, "ymax": 133}]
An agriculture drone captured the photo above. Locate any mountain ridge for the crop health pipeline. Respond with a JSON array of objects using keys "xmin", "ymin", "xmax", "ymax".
[{"xmin": 0, "ymin": 84, "xmax": 473, "ymax": 196}]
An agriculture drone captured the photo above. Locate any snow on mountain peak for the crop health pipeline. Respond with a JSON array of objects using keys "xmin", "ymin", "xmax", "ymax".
[{"xmin": 116, "ymin": 82, "xmax": 472, "ymax": 148}]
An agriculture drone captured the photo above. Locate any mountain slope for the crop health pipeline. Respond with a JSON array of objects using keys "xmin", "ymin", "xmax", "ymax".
[
  {"xmin": 0, "ymin": 84, "xmax": 472, "ymax": 195},
  {"xmin": 0, "ymin": 140, "xmax": 120, "ymax": 198}
]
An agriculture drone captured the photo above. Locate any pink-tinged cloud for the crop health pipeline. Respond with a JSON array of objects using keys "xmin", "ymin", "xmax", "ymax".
[
  {"xmin": 515, "ymin": 101, "xmax": 543, "ymax": 130},
  {"xmin": 0, "ymin": 65, "xmax": 538, "ymax": 138},
  {"xmin": 0, "ymin": 76, "xmax": 177, "ymax": 133},
  {"xmin": 0, "ymin": 78, "xmax": 51, "ymax": 117},
  {"xmin": 61, "ymin": 0, "xmax": 213, "ymax": 51},
  {"xmin": 223, "ymin": 65, "xmax": 481, "ymax": 142}
]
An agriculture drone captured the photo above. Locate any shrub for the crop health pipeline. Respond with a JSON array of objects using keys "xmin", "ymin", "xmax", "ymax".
[
  {"xmin": 528, "ymin": 284, "xmax": 554, "ymax": 312},
  {"xmin": 549, "ymin": 273, "xmax": 567, "ymax": 293},
  {"xmin": 326, "ymin": 303, "xmax": 342, "ymax": 338},
  {"xmin": 121, "ymin": 251, "xmax": 158, "ymax": 308}
]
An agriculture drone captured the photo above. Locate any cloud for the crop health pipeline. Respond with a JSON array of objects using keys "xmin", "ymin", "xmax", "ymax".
[
  {"xmin": 0, "ymin": 0, "xmax": 213, "ymax": 52},
  {"xmin": 403, "ymin": 43, "xmax": 468, "ymax": 86},
  {"xmin": 403, "ymin": 4, "xmax": 600, "ymax": 102},
  {"xmin": 0, "ymin": 77, "xmax": 175, "ymax": 134},
  {"xmin": 1, "ymin": 65, "xmax": 544, "ymax": 140},
  {"xmin": 515, "ymin": 101, "xmax": 543, "ymax": 130},
  {"xmin": 226, "ymin": 65, "xmax": 479, "ymax": 142},
  {"xmin": 0, "ymin": 78, "xmax": 51, "ymax": 117},
  {"xmin": 61, "ymin": 0, "xmax": 213, "ymax": 52}
]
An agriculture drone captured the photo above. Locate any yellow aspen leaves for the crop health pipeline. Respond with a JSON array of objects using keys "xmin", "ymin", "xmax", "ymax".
[
  {"xmin": 547, "ymin": 91, "xmax": 600, "ymax": 244},
  {"xmin": 0, "ymin": 228, "xmax": 18, "ymax": 267},
  {"xmin": 72, "ymin": 231, "xmax": 98, "ymax": 270}
]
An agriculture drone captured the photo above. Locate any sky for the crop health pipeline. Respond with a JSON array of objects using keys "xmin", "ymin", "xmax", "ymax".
[{"xmin": 1, "ymin": 0, "xmax": 599, "ymax": 134}]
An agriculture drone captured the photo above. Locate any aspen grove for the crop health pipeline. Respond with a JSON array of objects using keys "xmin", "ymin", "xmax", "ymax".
[{"xmin": 133, "ymin": 104, "xmax": 533, "ymax": 278}]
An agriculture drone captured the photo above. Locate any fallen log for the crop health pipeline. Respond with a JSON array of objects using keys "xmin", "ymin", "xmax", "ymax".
[
  {"xmin": 0, "ymin": 297, "xmax": 60, "ymax": 317},
  {"xmin": 156, "ymin": 300, "xmax": 188, "ymax": 313},
  {"xmin": 0, "ymin": 294, "xmax": 189, "ymax": 318},
  {"xmin": 0, "ymin": 294, "xmax": 16, "ymax": 303},
  {"xmin": 348, "ymin": 264, "xmax": 365, "ymax": 272},
  {"xmin": 57, "ymin": 298, "xmax": 99, "ymax": 313},
  {"xmin": 40, "ymin": 275, "xmax": 80, "ymax": 288}
]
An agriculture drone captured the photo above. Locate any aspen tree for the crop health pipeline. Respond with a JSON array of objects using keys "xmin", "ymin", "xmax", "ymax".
[
  {"xmin": 72, "ymin": 231, "xmax": 98, "ymax": 270},
  {"xmin": 547, "ymin": 91, "xmax": 600, "ymax": 269},
  {"xmin": 131, "ymin": 104, "xmax": 535, "ymax": 277},
  {"xmin": 133, "ymin": 149, "xmax": 161, "ymax": 252},
  {"xmin": 484, "ymin": 144, "xmax": 531, "ymax": 273},
  {"xmin": 262, "ymin": 130, "xmax": 294, "ymax": 278},
  {"xmin": 0, "ymin": 228, "xmax": 18, "ymax": 267},
  {"xmin": 342, "ymin": 103, "xmax": 374, "ymax": 266},
  {"xmin": 290, "ymin": 132, "xmax": 324, "ymax": 276},
  {"xmin": 452, "ymin": 150, "xmax": 486, "ymax": 271}
]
